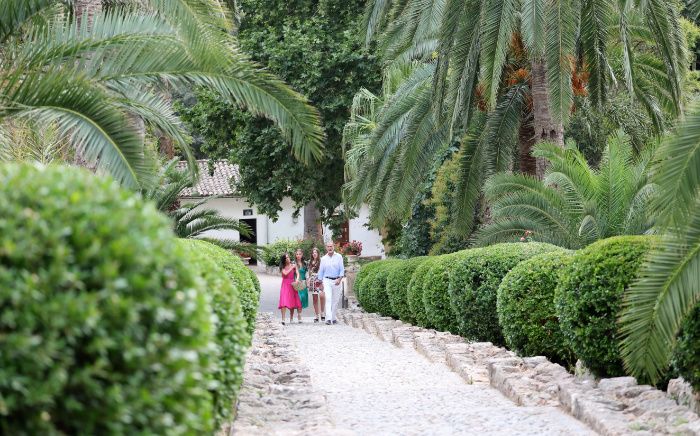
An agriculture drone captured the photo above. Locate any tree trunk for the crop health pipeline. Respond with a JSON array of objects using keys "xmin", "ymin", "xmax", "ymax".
[
  {"xmin": 74, "ymin": 0, "xmax": 101, "ymax": 29},
  {"xmin": 518, "ymin": 113, "xmax": 537, "ymax": 176},
  {"xmin": 530, "ymin": 59, "xmax": 564, "ymax": 178},
  {"xmin": 303, "ymin": 201, "xmax": 322, "ymax": 241}
]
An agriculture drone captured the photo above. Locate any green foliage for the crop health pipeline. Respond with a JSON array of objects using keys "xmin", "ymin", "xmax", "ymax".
[
  {"xmin": 407, "ymin": 257, "xmax": 439, "ymax": 328},
  {"xmin": 178, "ymin": 0, "xmax": 380, "ymax": 220},
  {"xmin": 1, "ymin": 0, "xmax": 324, "ymax": 188},
  {"xmin": 497, "ymin": 250, "xmax": 575, "ymax": 366},
  {"xmin": 260, "ymin": 239, "xmax": 326, "ymax": 267},
  {"xmin": 176, "ymin": 239, "xmax": 250, "ymax": 428},
  {"xmin": 422, "ymin": 253, "xmax": 461, "ymax": 333},
  {"xmin": 0, "ymin": 164, "xmax": 214, "ymax": 435},
  {"xmin": 386, "ymin": 257, "xmax": 428, "ymax": 323},
  {"xmin": 396, "ymin": 188, "xmax": 436, "ymax": 258},
  {"xmin": 672, "ymin": 304, "xmax": 700, "ymax": 391},
  {"xmin": 449, "ymin": 243, "xmax": 559, "ymax": 344},
  {"xmin": 355, "ymin": 260, "xmax": 386, "ymax": 310},
  {"xmin": 619, "ymin": 103, "xmax": 700, "ymax": 385},
  {"xmin": 476, "ymin": 137, "xmax": 656, "ymax": 249},
  {"xmin": 555, "ymin": 236, "xmax": 653, "ymax": 378},
  {"xmin": 360, "ymin": 260, "xmax": 401, "ymax": 317},
  {"xmin": 186, "ymin": 240, "xmax": 260, "ymax": 337}
]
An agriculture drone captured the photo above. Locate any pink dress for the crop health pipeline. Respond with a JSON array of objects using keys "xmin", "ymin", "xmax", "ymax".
[{"xmin": 278, "ymin": 266, "xmax": 302, "ymax": 309}]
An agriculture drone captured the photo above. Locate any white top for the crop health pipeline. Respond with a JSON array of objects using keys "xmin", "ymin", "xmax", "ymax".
[{"xmin": 317, "ymin": 252, "xmax": 345, "ymax": 281}]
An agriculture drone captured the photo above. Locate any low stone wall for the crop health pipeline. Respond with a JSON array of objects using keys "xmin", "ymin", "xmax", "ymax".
[{"xmin": 338, "ymin": 307, "xmax": 700, "ymax": 435}]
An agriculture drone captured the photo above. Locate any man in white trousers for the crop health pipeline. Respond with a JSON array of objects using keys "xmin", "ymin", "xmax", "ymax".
[{"xmin": 317, "ymin": 241, "xmax": 345, "ymax": 325}]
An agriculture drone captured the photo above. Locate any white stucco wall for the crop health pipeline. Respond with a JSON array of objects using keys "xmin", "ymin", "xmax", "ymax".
[
  {"xmin": 182, "ymin": 197, "xmax": 384, "ymax": 256},
  {"xmin": 349, "ymin": 204, "xmax": 384, "ymax": 257}
]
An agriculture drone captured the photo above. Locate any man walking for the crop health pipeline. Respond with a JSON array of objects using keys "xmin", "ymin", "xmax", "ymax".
[{"xmin": 317, "ymin": 241, "xmax": 344, "ymax": 325}]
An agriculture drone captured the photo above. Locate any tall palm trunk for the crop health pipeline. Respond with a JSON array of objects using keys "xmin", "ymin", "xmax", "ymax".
[
  {"xmin": 530, "ymin": 59, "xmax": 563, "ymax": 178},
  {"xmin": 74, "ymin": 0, "xmax": 101, "ymax": 28},
  {"xmin": 518, "ymin": 113, "xmax": 537, "ymax": 175}
]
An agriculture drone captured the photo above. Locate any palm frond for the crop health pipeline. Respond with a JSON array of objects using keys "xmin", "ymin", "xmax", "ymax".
[{"xmin": 544, "ymin": 0, "xmax": 578, "ymax": 124}]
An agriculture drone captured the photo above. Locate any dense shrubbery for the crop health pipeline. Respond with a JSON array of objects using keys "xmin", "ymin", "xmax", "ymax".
[
  {"xmin": 673, "ymin": 305, "xmax": 700, "ymax": 391},
  {"xmin": 260, "ymin": 238, "xmax": 326, "ymax": 266},
  {"xmin": 497, "ymin": 251, "xmax": 575, "ymax": 366},
  {"xmin": 449, "ymin": 243, "xmax": 559, "ymax": 344},
  {"xmin": 387, "ymin": 257, "xmax": 428, "ymax": 323},
  {"xmin": 190, "ymin": 240, "xmax": 260, "ymax": 335},
  {"xmin": 354, "ymin": 260, "xmax": 385, "ymax": 308},
  {"xmin": 423, "ymin": 253, "xmax": 461, "ymax": 333},
  {"xmin": 0, "ymin": 164, "xmax": 215, "ymax": 434},
  {"xmin": 555, "ymin": 236, "xmax": 652, "ymax": 378},
  {"xmin": 360, "ymin": 260, "xmax": 401, "ymax": 317},
  {"xmin": 408, "ymin": 258, "xmax": 438, "ymax": 328},
  {"xmin": 178, "ymin": 240, "xmax": 250, "ymax": 427}
]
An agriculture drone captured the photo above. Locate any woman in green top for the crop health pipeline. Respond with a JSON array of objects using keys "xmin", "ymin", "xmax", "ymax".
[{"xmin": 294, "ymin": 248, "xmax": 309, "ymax": 321}]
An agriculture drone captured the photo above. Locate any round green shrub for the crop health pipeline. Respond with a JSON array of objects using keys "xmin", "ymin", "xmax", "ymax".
[
  {"xmin": 449, "ymin": 243, "xmax": 559, "ymax": 344},
  {"xmin": 408, "ymin": 257, "xmax": 439, "ymax": 328},
  {"xmin": 386, "ymin": 257, "xmax": 428, "ymax": 323},
  {"xmin": 0, "ymin": 164, "xmax": 215, "ymax": 435},
  {"xmin": 361, "ymin": 260, "xmax": 401, "ymax": 317},
  {"xmin": 497, "ymin": 250, "xmax": 575, "ymax": 365},
  {"xmin": 178, "ymin": 239, "xmax": 250, "ymax": 428},
  {"xmin": 189, "ymin": 241, "xmax": 259, "ymax": 336},
  {"xmin": 355, "ymin": 260, "xmax": 385, "ymax": 310},
  {"xmin": 555, "ymin": 236, "xmax": 652, "ymax": 378},
  {"xmin": 423, "ymin": 253, "xmax": 462, "ymax": 333},
  {"xmin": 673, "ymin": 304, "xmax": 700, "ymax": 392}
]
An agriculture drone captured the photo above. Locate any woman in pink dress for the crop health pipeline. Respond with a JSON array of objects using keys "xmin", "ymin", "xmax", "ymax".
[{"xmin": 278, "ymin": 252, "xmax": 301, "ymax": 325}]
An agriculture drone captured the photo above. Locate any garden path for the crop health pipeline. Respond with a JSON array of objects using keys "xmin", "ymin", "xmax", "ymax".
[{"xmin": 233, "ymin": 271, "xmax": 596, "ymax": 435}]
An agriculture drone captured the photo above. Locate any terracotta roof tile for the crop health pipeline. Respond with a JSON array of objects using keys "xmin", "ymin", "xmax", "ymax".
[{"xmin": 177, "ymin": 160, "xmax": 240, "ymax": 197}]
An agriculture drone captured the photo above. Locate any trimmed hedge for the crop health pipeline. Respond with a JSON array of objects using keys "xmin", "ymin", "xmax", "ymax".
[
  {"xmin": 449, "ymin": 243, "xmax": 559, "ymax": 344},
  {"xmin": 497, "ymin": 250, "xmax": 574, "ymax": 365},
  {"xmin": 408, "ymin": 257, "xmax": 439, "ymax": 328},
  {"xmin": 423, "ymin": 253, "xmax": 462, "ymax": 333},
  {"xmin": 189, "ymin": 240, "xmax": 260, "ymax": 336},
  {"xmin": 260, "ymin": 238, "xmax": 326, "ymax": 267},
  {"xmin": 0, "ymin": 164, "xmax": 215, "ymax": 435},
  {"xmin": 178, "ymin": 239, "xmax": 250, "ymax": 428},
  {"xmin": 673, "ymin": 304, "xmax": 700, "ymax": 391},
  {"xmin": 361, "ymin": 260, "xmax": 401, "ymax": 317},
  {"xmin": 386, "ymin": 257, "xmax": 428, "ymax": 323},
  {"xmin": 355, "ymin": 260, "xmax": 385, "ymax": 309},
  {"xmin": 555, "ymin": 236, "xmax": 652, "ymax": 378}
]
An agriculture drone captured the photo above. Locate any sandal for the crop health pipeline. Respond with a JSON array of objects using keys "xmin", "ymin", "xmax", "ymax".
[
  {"xmin": 314, "ymin": 317, "xmax": 319, "ymax": 323},
  {"xmin": 281, "ymin": 321, "xmax": 285, "ymax": 326},
  {"xmin": 321, "ymin": 316, "xmax": 326, "ymax": 321}
]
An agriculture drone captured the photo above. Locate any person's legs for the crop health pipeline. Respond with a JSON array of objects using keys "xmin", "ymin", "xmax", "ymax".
[
  {"xmin": 330, "ymin": 282, "xmax": 342, "ymax": 322},
  {"xmin": 280, "ymin": 307, "xmax": 287, "ymax": 324},
  {"xmin": 289, "ymin": 308, "xmax": 295, "ymax": 323},
  {"xmin": 320, "ymin": 291, "xmax": 326, "ymax": 319},
  {"xmin": 312, "ymin": 294, "xmax": 319, "ymax": 320},
  {"xmin": 323, "ymin": 279, "xmax": 333, "ymax": 323}
]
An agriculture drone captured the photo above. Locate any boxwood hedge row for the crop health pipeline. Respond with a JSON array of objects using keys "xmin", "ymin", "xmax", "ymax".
[
  {"xmin": 0, "ymin": 164, "xmax": 261, "ymax": 435},
  {"xmin": 386, "ymin": 257, "xmax": 427, "ymax": 323}
]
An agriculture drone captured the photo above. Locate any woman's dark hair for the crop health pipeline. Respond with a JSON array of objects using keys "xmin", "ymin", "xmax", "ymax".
[{"xmin": 279, "ymin": 252, "xmax": 290, "ymax": 272}]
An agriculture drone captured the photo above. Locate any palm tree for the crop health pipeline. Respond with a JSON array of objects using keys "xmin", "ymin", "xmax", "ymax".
[
  {"xmin": 0, "ymin": 0, "xmax": 324, "ymax": 188},
  {"xmin": 474, "ymin": 135, "xmax": 656, "ymax": 249},
  {"xmin": 345, "ymin": 0, "xmax": 684, "ymax": 237},
  {"xmin": 619, "ymin": 104, "xmax": 700, "ymax": 385},
  {"xmin": 143, "ymin": 159, "xmax": 256, "ymax": 255}
]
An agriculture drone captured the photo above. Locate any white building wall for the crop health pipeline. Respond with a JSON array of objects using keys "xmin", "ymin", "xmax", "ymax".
[
  {"xmin": 182, "ymin": 197, "xmax": 384, "ymax": 257},
  {"xmin": 349, "ymin": 204, "xmax": 384, "ymax": 257}
]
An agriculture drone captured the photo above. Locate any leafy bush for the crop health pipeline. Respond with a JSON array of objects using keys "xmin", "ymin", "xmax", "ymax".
[
  {"xmin": 0, "ymin": 164, "xmax": 215, "ymax": 435},
  {"xmin": 355, "ymin": 260, "xmax": 386, "ymax": 312},
  {"xmin": 449, "ymin": 243, "xmax": 559, "ymax": 344},
  {"xmin": 423, "ymin": 253, "xmax": 462, "ymax": 333},
  {"xmin": 555, "ymin": 236, "xmax": 652, "ymax": 378},
  {"xmin": 673, "ymin": 304, "xmax": 700, "ymax": 391},
  {"xmin": 386, "ymin": 257, "xmax": 428, "ymax": 323},
  {"xmin": 361, "ymin": 260, "xmax": 401, "ymax": 317},
  {"xmin": 497, "ymin": 250, "xmax": 575, "ymax": 365},
  {"xmin": 260, "ymin": 238, "xmax": 325, "ymax": 267},
  {"xmin": 408, "ymin": 257, "xmax": 439, "ymax": 328},
  {"xmin": 178, "ymin": 239, "xmax": 250, "ymax": 427},
  {"xmin": 188, "ymin": 241, "xmax": 260, "ymax": 335}
]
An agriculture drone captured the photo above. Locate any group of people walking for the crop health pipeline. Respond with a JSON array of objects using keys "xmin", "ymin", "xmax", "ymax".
[{"xmin": 278, "ymin": 242, "xmax": 345, "ymax": 325}]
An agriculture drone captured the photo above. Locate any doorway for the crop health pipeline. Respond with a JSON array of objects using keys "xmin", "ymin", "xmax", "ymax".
[{"xmin": 240, "ymin": 218, "xmax": 257, "ymax": 265}]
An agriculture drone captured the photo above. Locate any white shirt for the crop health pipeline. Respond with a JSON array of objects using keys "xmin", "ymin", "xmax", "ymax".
[{"xmin": 318, "ymin": 252, "xmax": 345, "ymax": 281}]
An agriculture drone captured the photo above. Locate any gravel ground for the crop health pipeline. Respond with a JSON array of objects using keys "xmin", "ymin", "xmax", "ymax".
[{"xmin": 283, "ymin": 320, "xmax": 596, "ymax": 436}]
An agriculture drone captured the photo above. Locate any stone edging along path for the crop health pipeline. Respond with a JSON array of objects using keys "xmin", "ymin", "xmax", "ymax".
[
  {"xmin": 338, "ymin": 307, "xmax": 700, "ymax": 435},
  {"xmin": 228, "ymin": 313, "xmax": 351, "ymax": 436}
]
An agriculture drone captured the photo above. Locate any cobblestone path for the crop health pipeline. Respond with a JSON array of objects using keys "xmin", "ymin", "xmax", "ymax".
[{"xmin": 278, "ymin": 316, "xmax": 594, "ymax": 436}]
